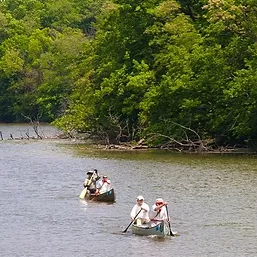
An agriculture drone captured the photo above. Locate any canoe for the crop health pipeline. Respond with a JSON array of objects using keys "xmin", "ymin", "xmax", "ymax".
[
  {"xmin": 132, "ymin": 220, "xmax": 171, "ymax": 236},
  {"xmin": 87, "ymin": 188, "xmax": 115, "ymax": 203}
]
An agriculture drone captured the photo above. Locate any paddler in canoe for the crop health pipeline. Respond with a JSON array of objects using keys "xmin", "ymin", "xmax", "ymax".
[{"xmin": 79, "ymin": 169, "xmax": 100, "ymax": 199}]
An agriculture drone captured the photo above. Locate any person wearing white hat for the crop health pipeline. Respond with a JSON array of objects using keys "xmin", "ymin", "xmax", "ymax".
[
  {"xmin": 95, "ymin": 175, "xmax": 111, "ymax": 195},
  {"xmin": 130, "ymin": 195, "xmax": 150, "ymax": 225},
  {"xmin": 150, "ymin": 198, "xmax": 168, "ymax": 222}
]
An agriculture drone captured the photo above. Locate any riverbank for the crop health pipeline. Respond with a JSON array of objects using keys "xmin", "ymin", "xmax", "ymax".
[
  {"xmin": 1, "ymin": 134, "xmax": 255, "ymax": 155},
  {"xmin": 90, "ymin": 143, "xmax": 257, "ymax": 155},
  {"xmin": 1, "ymin": 123, "xmax": 256, "ymax": 154}
]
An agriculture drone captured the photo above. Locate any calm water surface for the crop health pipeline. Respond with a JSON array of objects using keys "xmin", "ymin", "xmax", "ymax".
[{"xmin": 0, "ymin": 124, "xmax": 256, "ymax": 257}]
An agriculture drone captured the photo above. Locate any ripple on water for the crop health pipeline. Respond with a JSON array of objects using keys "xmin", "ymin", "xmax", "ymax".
[{"xmin": 0, "ymin": 129, "xmax": 257, "ymax": 257}]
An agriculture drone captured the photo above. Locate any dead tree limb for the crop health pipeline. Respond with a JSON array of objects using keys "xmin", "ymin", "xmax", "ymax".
[
  {"xmin": 21, "ymin": 113, "xmax": 43, "ymax": 139},
  {"xmin": 146, "ymin": 122, "xmax": 208, "ymax": 152},
  {"xmin": 171, "ymin": 121, "xmax": 207, "ymax": 152}
]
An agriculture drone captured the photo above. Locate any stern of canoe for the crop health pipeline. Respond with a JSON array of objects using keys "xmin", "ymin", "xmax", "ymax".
[
  {"xmin": 89, "ymin": 188, "xmax": 115, "ymax": 202},
  {"xmin": 132, "ymin": 221, "xmax": 170, "ymax": 236}
]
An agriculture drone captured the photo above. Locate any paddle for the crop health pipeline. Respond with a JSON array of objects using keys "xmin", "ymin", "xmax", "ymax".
[
  {"xmin": 79, "ymin": 171, "xmax": 95, "ymax": 199},
  {"xmin": 79, "ymin": 188, "xmax": 88, "ymax": 199},
  {"xmin": 165, "ymin": 205, "xmax": 175, "ymax": 236},
  {"xmin": 122, "ymin": 208, "xmax": 142, "ymax": 233},
  {"xmin": 89, "ymin": 193, "xmax": 98, "ymax": 202}
]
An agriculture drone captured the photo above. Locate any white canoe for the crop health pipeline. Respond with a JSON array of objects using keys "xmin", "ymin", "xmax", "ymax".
[{"xmin": 132, "ymin": 221, "xmax": 171, "ymax": 236}]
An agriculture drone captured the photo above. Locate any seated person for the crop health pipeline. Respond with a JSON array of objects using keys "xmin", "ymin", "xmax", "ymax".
[
  {"xmin": 130, "ymin": 195, "xmax": 150, "ymax": 225},
  {"xmin": 95, "ymin": 175, "xmax": 111, "ymax": 195},
  {"xmin": 150, "ymin": 198, "xmax": 168, "ymax": 223}
]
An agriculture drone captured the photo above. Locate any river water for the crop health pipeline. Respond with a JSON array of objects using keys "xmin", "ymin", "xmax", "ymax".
[{"xmin": 0, "ymin": 124, "xmax": 256, "ymax": 257}]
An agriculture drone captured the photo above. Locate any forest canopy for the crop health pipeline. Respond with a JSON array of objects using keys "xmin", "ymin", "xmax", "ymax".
[{"xmin": 1, "ymin": 0, "xmax": 257, "ymax": 149}]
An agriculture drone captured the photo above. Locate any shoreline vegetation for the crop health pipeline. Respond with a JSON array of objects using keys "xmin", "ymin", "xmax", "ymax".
[
  {"xmin": 1, "ymin": 1, "xmax": 257, "ymax": 153},
  {"xmin": 0, "ymin": 126, "xmax": 255, "ymax": 155}
]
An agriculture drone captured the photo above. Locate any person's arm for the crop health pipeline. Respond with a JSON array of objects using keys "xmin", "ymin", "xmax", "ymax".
[
  {"xmin": 154, "ymin": 202, "xmax": 168, "ymax": 212},
  {"xmin": 130, "ymin": 205, "xmax": 137, "ymax": 219},
  {"xmin": 106, "ymin": 180, "xmax": 111, "ymax": 190},
  {"xmin": 141, "ymin": 203, "xmax": 149, "ymax": 212},
  {"xmin": 83, "ymin": 178, "xmax": 89, "ymax": 187}
]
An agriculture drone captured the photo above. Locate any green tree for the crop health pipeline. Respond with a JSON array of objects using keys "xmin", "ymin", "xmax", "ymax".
[
  {"xmin": 60, "ymin": 0, "xmax": 162, "ymax": 141},
  {"xmin": 138, "ymin": 1, "xmax": 204, "ymax": 141}
]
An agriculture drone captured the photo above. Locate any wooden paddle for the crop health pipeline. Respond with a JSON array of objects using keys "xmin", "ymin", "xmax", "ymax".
[
  {"xmin": 79, "ymin": 171, "xmax": 95, "ymax": 199},
  {"xmin": 165, "ymin": 205, "xmax": 175, "ymax": 236},
  {"xmin": 122, "ymin": 208, "xmax": 142, "ymax": 233},
  {"xmin": 89, "ymin": 192, "xmax": 99, "ymax": 202},
  {"xmin": 79, "ymin": 188, "xmax": 88, "ymax": 199}
]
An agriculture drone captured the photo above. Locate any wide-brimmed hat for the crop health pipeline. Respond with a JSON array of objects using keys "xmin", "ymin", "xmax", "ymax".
[{"xmin": 87, "ymin": 171, "xmax": 94, "ymax": 175}]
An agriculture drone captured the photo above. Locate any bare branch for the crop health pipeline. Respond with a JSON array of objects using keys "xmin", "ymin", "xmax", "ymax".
[{"xmin": 21, "ymin": 113, "xmax": 43, "ymax": 139}]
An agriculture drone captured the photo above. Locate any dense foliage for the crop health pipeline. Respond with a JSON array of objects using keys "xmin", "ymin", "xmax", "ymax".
[{"xmin": 1, "ymin": 0, "xmax": 257, "ymax": 148}]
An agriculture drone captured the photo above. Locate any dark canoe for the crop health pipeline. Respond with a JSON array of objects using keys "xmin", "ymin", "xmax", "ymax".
[
  {"xmin": 87, "ymin": 188, "xmax": 115, "ymax": 203},
  {"xmin": 132, "ymin": 221, "xmax": 171, "ymax": 236}
]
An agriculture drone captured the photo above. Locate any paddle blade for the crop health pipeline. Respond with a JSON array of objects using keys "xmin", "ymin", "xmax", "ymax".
[
  {"xmin": 122, "ymin": 228, "xmax": 128, "ymax": 233},
  {"xmin": 171, "ymin": 231, "xmax": 179, "ymax": 236},
  {"xmin": 79, "ymin": 188, "xmax": 88, "ymax": 199}
]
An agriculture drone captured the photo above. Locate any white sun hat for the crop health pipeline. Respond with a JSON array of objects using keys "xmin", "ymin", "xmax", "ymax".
[{"xmin": 137, "ymin": 195, "xmax": 144, "ymax": 201}]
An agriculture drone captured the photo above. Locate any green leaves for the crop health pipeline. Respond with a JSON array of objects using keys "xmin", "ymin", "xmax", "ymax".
[
  {"xmin": 1, "ymin": 0, "xmax": 257, "ymax": 147},
  {"xmin": 0, "ymin": 48, "xmax": 24, "ymax": 76}
]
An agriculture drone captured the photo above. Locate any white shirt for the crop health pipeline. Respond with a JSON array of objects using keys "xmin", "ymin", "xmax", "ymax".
[
  {"xmin": 150, "ymin": 204, "xmax": 168, "ymax": 220},
  {"xmin": 96, "ymin": 179, "xmax": 111, "ymax": 194},
  {"xmin": 130, "ymin": 203, "xmax": 150, "ymax": 220}
]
